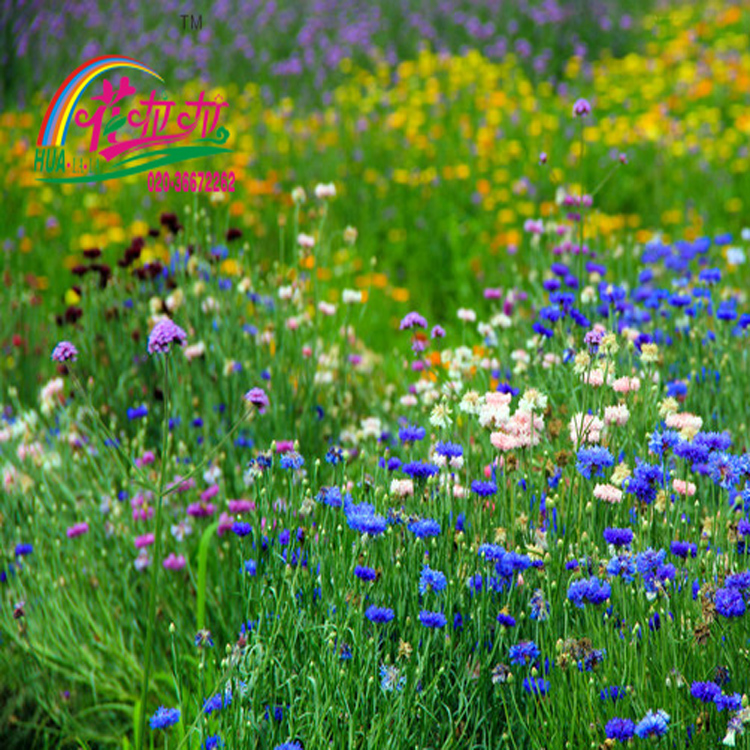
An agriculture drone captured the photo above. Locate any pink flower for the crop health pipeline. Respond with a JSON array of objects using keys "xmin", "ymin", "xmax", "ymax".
[
  {"xmin": 612, "ymin": 376, "xmax": 641, "ymax": 394},
  {"xmin": 163, "ymin": 553, "xmax": 186, "ymax": 570},
  {"xmin": 201, "ymin": 484, "xmax": 220, "ymax": 502},
  {"xmin": 672, "ymin": 479, "xmax": 696, "ymax": 497},
  {"xmin": 135, "ymin": 533, "xmax": 155, "ymax": 549},
  {"xmin": 569, "ymin": 413, "xmax": 604, "ymax": 444},
  {"xmin": 604, "ymin": 405, "xmax": 630, "ymax": 427},
  {"xmin": 593, "ymin": 484, "xmax": 622, "ymax": 504},
  {"xmin": 66, "ymin": 522, "xmax": 89, "ymax": 538},
  {"xmin": 217, "ymin": 512, "xmax": 234, "ymax": 536},
  {"xmin": 228, "ymin": 499, "xmax": 255, "ymax": 514},
  {"xmin": 582, "ymin": 369, "xmax": 605, "ymax": 387},
  {"xmin": 276, "ymin": 440, "xmax": 295, "ymax": 453},
  {"xmin": 573, "ymin": 98, "xmax": 592, "ymax": 117}
]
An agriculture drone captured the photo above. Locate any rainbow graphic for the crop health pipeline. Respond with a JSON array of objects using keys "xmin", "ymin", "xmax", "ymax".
[{"xmin": 37, "ymin": 55, "xmax": 163, "ymax": 147}]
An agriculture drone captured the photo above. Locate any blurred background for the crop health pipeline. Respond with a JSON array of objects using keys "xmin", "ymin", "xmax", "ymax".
[{"xmin": 0, "ymin": 0, "xmax": 748, "ymax": 378}]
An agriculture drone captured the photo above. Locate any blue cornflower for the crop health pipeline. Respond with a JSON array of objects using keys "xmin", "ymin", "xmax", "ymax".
[
  {"xmin": 634, "ymin": 710, "xmax": 670, "ymax": 738},
  {"xmin": 715, "ymin": 587, "xmax": 746, "ymax": 618},
  {"xmin": 496, "ymin": 611, "xmax": 516, "ymax": 628},
  {"xmin": 603, "ymin": 528, "xmax": 633, "ymax": 548},
  {"xmin": 365, "ymin": 605, "xmax": 394, "ymax": 624},
  {"xmin": 578, "ymin": 649, "xmax": 606, "ymax": 672},
  {"xmin": 625, "ymin": 460, "xmax": 664, "ymax": 504},
  {"xmin": 399, "ymin": 424, "xmax": 426, "ymax": 443},
  {"xmin": 509, "ymin": 640, "xmax": 540, "ymax": 666},
  {"xmin": 316, "ymin": 486, "xmax": 343, "ymax": 507},
  {"xmin": 195, "ymin": 629, "xmax": 214, "ymax": 648},
  {"xmin": 435, "ymin": 442, "xmax": 463, "ymax": 459},
  {"xmin": 325, "ymin": 446, "xmax": 344, "ymax": 465},
  {"xmin": 402, "ymin": 461, "xmax": 440, "ymax": 480},
  {"xmin": 280, "ymin": 452, "xmax": 304, "ymax": 470},
  {"xmin": 690, "ymin": 681, "xmax": 721, "ymax": 703},
  {"xmin": 522, "ymin": 677, "xmax": 549, "ymax": 696},
  {"xmin": 379, "ymin": 664, "xmax": 406, "ymax": 692},
  {"xmin": 408, "ymin": 519, "xmax": 441, "ymax": 538},
  {"xmin": 600, "ymin": 686, "xmax": 627, "ymax": 702},
  {"xmin": 471, "ymin": 480, "xmax": 497, "ymax": 497},
  {"xmin": 232, "ymin": 522, "xmax": 252, "ymax": 537},
  {"xmin": 605, "ymin": 718, "xmax": 635, "ymax": 742},
  {"xmin": 243, "ymin": 559, "xmax": 257, "ymax": 576},
  {"xmin": 648, "ymin": 429, "xmax": 680, "ymax": 457},
  {"xmin": 708, "ymin": 452, "xmax": 743, "ymax": 489},
  {"xmin": 726, "ymin": 571, "xmax": 750, "ymax": 590},
  {"xmin": 607, "ymin": 554, "xmax": 637, "ymax": 583},
  {"xmin": 419, "ymin": 565, "xmax": 447, "ymax": 595},
  {"xmin": 354, "ymin": 565, "xmax": 377, "ymax": 582},
  {"xmin": 530, "ymin": 589, "xmax": 550, "ymax": 621},
  {"xmin": 204, "ymin": 736, "xmax": 223, "ymax": 750},
  {"xmin": 670, "ymin": 540, "xmax": 697, "ymax": 558},
  {"xmin": 127, "ymin": 404, "xmax": 148, "ymax": 420},
  {"xmin": 418, "ymin": 610, "xmax": 447, "ymax": 628},
  {"xmin": 567, "ymin": 577, "xmax": 611, "ymax": 608},
  {"xmin": 576, "ymin": 447, "xmax": 614, "ymax": 480},
  {"xmin": 715, "ymin": 692, "xmax": 742, "ymax": 712},
  {"xmin": 150, "ymin": 706, "xmax": 181, "ymax": 730},
  {"xmin": 14, "ymin": 544, "xmax": 33, "ymax": 557},
  {"xmin": 478, "ymin": 543, "xmax": 505, "ymax": 561}
]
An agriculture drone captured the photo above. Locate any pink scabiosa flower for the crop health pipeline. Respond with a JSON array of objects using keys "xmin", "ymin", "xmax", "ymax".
[
  {"xmin": 573, "ymin": 98, "xmax": 592, "ymax": 117},
  {"xmin": 228, "ymin": 499, "xmax": 255, "ymax": 514},
  {"xmin": 52, "ymin": 341, "xmax": 78, "ymax": 362},
  {"xmin": 244, "ymin": 387, "xmax": 269, "ymax": 414},
  {"xmin": 147, "ymin": 319, "xmax": 187, "ymax": 355},
  {"xmin": 539, "ymin": 152, "xmax": 547, "ymax": 164}
]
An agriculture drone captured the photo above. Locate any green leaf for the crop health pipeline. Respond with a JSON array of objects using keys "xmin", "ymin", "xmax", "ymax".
[
  {"xmin": 104, "ymin": 115, "xmax": 127, "ymax": 136},
  {"xmin": 197, "ymin": 521, "xmax": 220, "ymax": 630}
]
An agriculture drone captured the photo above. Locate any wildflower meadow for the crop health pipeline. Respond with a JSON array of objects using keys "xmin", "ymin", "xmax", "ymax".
[{"xmin": 2, "ymin": 2, "xmax": 750, "ymax": 749}]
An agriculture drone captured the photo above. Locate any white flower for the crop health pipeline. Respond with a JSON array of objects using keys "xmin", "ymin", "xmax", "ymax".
[
  {"xmin": 291, "ymin": 186, "xmax": 306, "ymax": 203},
  {"xmin": 279, "ymin": 285, "xmax": 294, "ymax": 300},
  {"xmin": 518, "ymin": 389, "xmax": 548, "ymax": 414},
  {"xmin": 314, "ymin": 182, "xmax": 336, "ymax": 199},
  {"xmin": 342, "ymin": 289, "xmax": 363, "ymax": 304},
  {"xmin": 727, "ymin": 247, "xmax": 746, "ymax": 265},
  {"xmin": 297, "ymin": 233, "xmax": 315, "ymax": 249},
  {"xmin": 429, "ymin": 402, "xmax": 453, "ymax": 429},
  {"xmin": 457, "ymin": 308, "xmax": 476, "ymax": 322},
  {"xmin": 318, "ymin": 301, "xmax": 336, "ymax": 315}
]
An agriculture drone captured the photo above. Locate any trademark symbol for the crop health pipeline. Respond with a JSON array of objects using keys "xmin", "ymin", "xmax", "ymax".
[{"xmin": 181, "ymin": 14, "xmax": 203, "ymax": 31}]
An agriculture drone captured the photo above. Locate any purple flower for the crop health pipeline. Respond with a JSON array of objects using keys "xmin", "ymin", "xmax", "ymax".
[
  {"xmin": 244, "ymin": 387, "xmax": 270, "ymax": 414},
  {"xmin": 573, "ymin": 98, "xmax": 592, "ymax": 117},
  {"xmin": 399, "ymin": 311, "xmax": 427, "ymax": 330},
  {"xmin": 148, "ymin": 319, "xmax": 187, "ymax": 355},
  {"xmin": 52, "ymin": 341, "xmax": 78, "ymax": 362}
]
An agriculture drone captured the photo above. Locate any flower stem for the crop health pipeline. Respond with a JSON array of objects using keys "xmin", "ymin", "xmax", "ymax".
[{"xmin": 137, "ymin": 355, "xmax": 172, "ymax": 750}]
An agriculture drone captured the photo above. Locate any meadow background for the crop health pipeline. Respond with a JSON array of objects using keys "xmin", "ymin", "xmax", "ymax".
[{"xmin": 2, "ymin": 1, "xmax": 750, "ymax": 748}]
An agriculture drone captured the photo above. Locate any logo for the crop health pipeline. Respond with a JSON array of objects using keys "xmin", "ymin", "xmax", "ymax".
[{"xmin": 35, "ymin": 55, "xmax": 232, "ymax": 184}]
